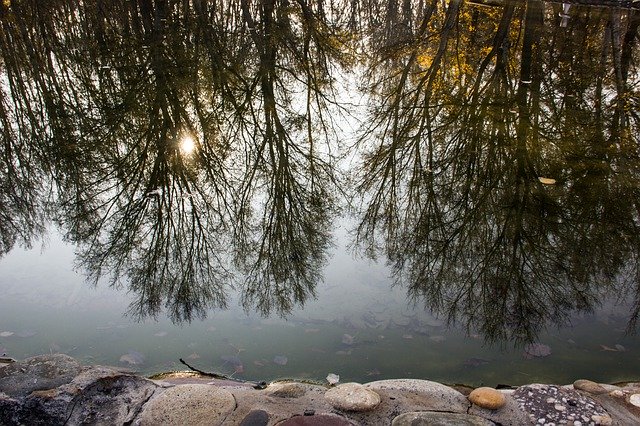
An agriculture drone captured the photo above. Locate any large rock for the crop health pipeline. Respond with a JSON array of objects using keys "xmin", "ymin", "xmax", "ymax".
[
  {"xmin": 365, "ymin": 379, "xmax": 469, "ymax": 413},
  {"xmin": 0, "ymin": 354, "xmax": 85, "ymax": 398},
  {"xmin": 325, "ymin": 382, "xmax": 381, "ymax": 412},
  {"xmin": 0, "ymin": 356, "xmax": 157, "ymax": 426},
  {"xmin": 138, "ymin": 384, "xmax": 235, "ymax": 425},
  {"xmin": 392, "ymin": 411, "xmax": 494, "ymax": 425}
]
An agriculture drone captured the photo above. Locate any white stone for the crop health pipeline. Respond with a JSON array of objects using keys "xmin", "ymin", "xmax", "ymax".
[
  {"xmin": 629, "ymin": 393, "xmax": 640, "ymax": 407},
  {"xmin": 554, "ymin": 404, "xmax": 565, "ymax": 411},
  {"xmin": 591, "ymin": 415, "xmax": 612, "ymax": 425}
]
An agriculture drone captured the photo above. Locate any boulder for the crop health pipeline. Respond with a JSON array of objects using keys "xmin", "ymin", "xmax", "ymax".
[{"xmin": 138, "ymin": 384, "xmax": 235, "ymax": 425}]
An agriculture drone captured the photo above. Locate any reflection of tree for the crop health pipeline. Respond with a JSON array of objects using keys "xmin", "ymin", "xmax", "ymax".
[
  {"xmin": 354, "ymin": 1, "xmax": 640, "ymax": 343},
  {"xmin": 0, "ymin": 0, "xmax": 345, "ymax": 321},
  {"xmin": 1, "ymin": 0, "xmax": 639, "ymax": 339}
]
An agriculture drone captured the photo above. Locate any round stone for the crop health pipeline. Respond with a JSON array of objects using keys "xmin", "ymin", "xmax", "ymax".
[
  {"xmin": 392, "ymin": 411, "xmax": 494, "ymax": 425},
  {"xmin": 324, "ymin": 382, "xmax": 381, "ymax": 412},
  {"xmin": 468, "ymin": 387, "xmax": 506, "ymax": 410},
  {"xmin": 590, "ymin": 415, "xmax": 612, "ymax": 425},
  {"xmin": 573, "ymin": 380, "xmax": 607, "ymax": 395},
  {"xmin": 629, "ymin": 393, "xmax": 640, "ymax": 407},
  {"xmin": 239, "ymin": 409, "xmax": 269, "ymax": 426},
  {"xmin": 139, "ymin": 384, "xmax": 235, "ymax": 425}
]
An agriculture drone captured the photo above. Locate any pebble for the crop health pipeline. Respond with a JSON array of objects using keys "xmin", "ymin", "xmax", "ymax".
[
  {"xmin": 468, "ymin": 387, "xmax": 506, "ymax": 410},
  {"xmin": 591, "ymin": 415, "xmax": 612, "ymax": 425},
  {"xmin": 324, "ymin": 382, "xmax": 381, "ymax": 412},
  {"xmin": 573, "ymin": 379, "xmax": 607, "ymax": 395},
  {"xmin": 630, "ymin": 393, "xmax": 640, "ymax": 408}
]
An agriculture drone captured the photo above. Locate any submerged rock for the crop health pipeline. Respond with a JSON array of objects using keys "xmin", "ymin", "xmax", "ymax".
[{"xmin": 523, "ymin": 343, "xmax": 551, "ymax": 358}]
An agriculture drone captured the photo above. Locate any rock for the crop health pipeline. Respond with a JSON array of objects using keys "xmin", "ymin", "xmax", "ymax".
[
  {"xmin": 468, "ymin": 387, "xmax": 506, "ymax": 409},
  {"xmin": 523, "ymin": 343, "xmax": 552, "ymax": 358},
  {"xmin": 574, "ymin": 379, "xmax": 608, "ymax": 395},
  {"xmin": 630, "ymin": 393, "xmax": 640, "ymax": 407},
  {"xmin": 0, "ymin": 354, "xmax": 85, "ymax": 398},
  {"xmin": 0, "ymin": 358, "xmax": 157, "ymax": 426},
  {"xmin": 278, "ymin": 413, "xmax": 354, "ymax": 425},
  {"xmin": 391, "ymin": 411, "xmax": 494, "ymax": 425},
  {"xmin": 591, "ymin": 414, "xmax": 613, "ymax": 425},
  {"xmin": 138, "ymin": 384, "xmax": 235, "ymax": 425},
  {"xmin": 365, "ymin": 379, "xmax": 469, "ymax": 413},
  {"xmin": 239, "ymin": 409, "xmax": 270, "ymax": 426},
  {"xmin": 513, "ymin": 384, "xmax": 610, "ymax": 426},
  {"xmin": 267, "ymin": 382, "xmax": 307, "ymax": 398},
  {"xmin": 325, "ymin": 382, "xmax": 381, "ymax": 412}
]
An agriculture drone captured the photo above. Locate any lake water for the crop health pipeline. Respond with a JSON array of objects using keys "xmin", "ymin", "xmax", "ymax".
[{"xmin": 1, "ymin": 0, "xmax": 640, "ymax": 387}]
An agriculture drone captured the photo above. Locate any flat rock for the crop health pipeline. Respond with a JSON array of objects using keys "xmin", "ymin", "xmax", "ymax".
[
  {"xmin": 365, "ymin": 379, "xmax": 469, "ymax": 413},
  {"xmin": 391, "ymin": 411, "xmax": 494, "ymax": 425},
  {"xmin": 468, "ymin": 387, "xmax": 506, "ymax": 409},
  {"xmin": 574, "ymin": 379, "xmax": 608, "ymax": 395},
  {"xmin": 138, "ymin": 384, "xmax": 235, "ymax": 425},
  {"xmin": 325, "ymin": 382, "xmax": 381, "ymax": 412}
]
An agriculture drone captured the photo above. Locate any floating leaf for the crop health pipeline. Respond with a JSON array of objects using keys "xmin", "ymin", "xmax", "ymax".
[
  {"xmin": 326, "ymin": 373, "xmax": 340, "ymax": 385},
  {"xmin": 538, "ymin": 177, "xmax": 556, "ymax": 185}
]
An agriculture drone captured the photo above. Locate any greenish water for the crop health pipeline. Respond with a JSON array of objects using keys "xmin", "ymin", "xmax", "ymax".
[{"xmin": 1, "ymin": 231, "xmax": 638, "ymax": 387}]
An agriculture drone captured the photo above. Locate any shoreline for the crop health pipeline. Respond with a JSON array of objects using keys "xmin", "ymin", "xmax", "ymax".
[{"xmin": 2, "ymin": 354, "xmax": 640, "ymax": 425}]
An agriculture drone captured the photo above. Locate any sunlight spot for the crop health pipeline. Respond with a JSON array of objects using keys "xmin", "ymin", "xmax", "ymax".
[{"xmin": 180, "ymin": 135, "xmax": 196, "ymax": 155}]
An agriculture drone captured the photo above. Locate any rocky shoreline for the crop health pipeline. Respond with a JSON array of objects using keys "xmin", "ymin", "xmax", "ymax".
[{"xmin": 1, "ymin": 354, "xmax": 639, "ymax": 425}]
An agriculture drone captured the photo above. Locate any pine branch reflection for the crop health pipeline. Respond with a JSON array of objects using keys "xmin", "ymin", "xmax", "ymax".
[{"xmin": 0, "ymin": 1, "xmax": 639, "ymax": 344}]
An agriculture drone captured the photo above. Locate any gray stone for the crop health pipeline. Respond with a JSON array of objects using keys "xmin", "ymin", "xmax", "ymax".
[
  {"xmin": 0, "ymin": 354, "xmax": 85, "ymax": 398},
  {"xmin": 239, "ymin": 409, "xmax": 270, "ymax": 425},
  {"xmin": 365, "ymin": 379, "xmax": 469, "ymax": 413},
  {"xmin": 325, "ymin": 382, "xmax": 381, "ymax": 412},
  {"xmin": 391, "ymin": 411, "xmax": 494, "ymax": 425},
  {"xmin": 468, "ymin": 390, "xmax": 532, "ymax": 426},
  {"xmin": 0, "ymin": 358, "xmax": 157, "ymax": 426},
  {"xmin": 138, "ymin": 384, "xmax": 235, "ymax": 425}
]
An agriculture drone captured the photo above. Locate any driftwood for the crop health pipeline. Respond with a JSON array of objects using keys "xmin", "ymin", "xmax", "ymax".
[{"xmin": 178, "ymin": 358, "xmax": 267, "ymax": 389}]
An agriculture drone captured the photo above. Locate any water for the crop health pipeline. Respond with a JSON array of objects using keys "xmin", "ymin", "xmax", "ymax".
[{"xmin": 1, "ymin": 0, "xmax": 640, "ymax": 387}]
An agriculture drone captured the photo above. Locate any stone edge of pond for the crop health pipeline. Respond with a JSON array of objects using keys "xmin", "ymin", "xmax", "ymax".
[{"xmin": 1, "ymin": 354, "xmax": 640, "ymax": 425}]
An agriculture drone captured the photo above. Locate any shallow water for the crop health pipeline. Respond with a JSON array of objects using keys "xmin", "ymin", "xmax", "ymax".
[{"xmin": 1, "ymin": 230, "xmax": 637, "ymax": 387}]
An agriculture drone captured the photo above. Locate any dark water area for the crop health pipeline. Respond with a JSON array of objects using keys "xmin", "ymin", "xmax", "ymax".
[{"xmin": 1, "ymin": 0, "xmax": 640, "ymax": 386}]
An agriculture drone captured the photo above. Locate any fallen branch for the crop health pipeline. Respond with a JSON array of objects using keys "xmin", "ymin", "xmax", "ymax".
[{"xmin": 178, "ymin": 358, "xmax": 267, "ymax": 389}]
